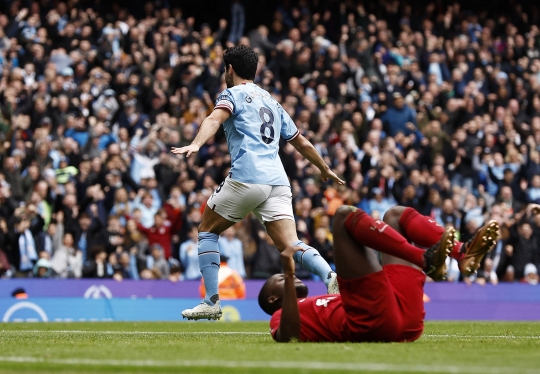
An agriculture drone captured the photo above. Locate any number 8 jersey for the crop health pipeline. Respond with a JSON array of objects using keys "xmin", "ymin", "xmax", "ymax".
[{"xmin": 214, "ymin": 82, "xmax": 300, "ymax": 186}]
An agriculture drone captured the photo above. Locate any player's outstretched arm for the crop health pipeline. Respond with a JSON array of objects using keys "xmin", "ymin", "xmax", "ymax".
[
  {"xmin": 275, "ymin": 246, "xmax": 302, "ymax": 343},
  {"xmin": 289, "ymin": 134, "xmax": 345, "ymax": 185},
  {"xmin": 171, "ymin": 108, "xmax": 231, "ymax": 157}
]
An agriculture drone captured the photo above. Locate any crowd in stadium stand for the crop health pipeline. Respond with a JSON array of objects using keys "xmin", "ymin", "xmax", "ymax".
[{"xmin": 0, "ymin": 0, "xmax": 539, "ymax": 286}]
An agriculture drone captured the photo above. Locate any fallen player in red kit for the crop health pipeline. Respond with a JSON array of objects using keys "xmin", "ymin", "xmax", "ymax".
[{"xmin": 258, "ymin": 205, "xmax": 500, "ymax": 342}]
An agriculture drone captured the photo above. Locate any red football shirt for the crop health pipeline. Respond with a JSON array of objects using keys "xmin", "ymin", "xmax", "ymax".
[{"xmin": 270, "ymin": 295, "xmax": 346, "ymax": 342}]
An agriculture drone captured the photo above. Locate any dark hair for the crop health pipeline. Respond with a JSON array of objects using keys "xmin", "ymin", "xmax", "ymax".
[
  {"xmin": 89, "ymin": 245, "xmax": 106, "ymax": 259},
  {"xmin": 258, "ymin": 279, "xmax": 278, "ymax": 316},
  {"xmin": 79, "ymin": 212, "xmax": 91, "ymax": 220},
  {"xmin": 223, "ymin": 45, "xmax": 258, "ymax": 80},
  {"xmin": 64, "ymin": 229, "xmax": 75, "ymax": 238}
]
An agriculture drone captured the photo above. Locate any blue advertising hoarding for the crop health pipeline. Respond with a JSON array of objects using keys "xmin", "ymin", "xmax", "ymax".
[
  {"xmin": 0, "ymin": 298, "xmax": 269, "ymax": 322},
  {"xmin": 0, "ymin": 280, "xmax": 539, "ymax": 322}
]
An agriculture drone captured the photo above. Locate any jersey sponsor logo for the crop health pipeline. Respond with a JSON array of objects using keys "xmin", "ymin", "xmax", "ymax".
[
  {"xmin": 315, "ymin": 296, "xmax": 337, "ymax": 308},
  {"xmin": 84, "ymin": 285, "xmax": 113, "ymax": 299},
  {"xmin": 370, "ymin": 220, "xmax": 388, "ymax": 233},
  {"xmin": 2, "ymin": 301, "xmax": 48, "ymax": 322}
]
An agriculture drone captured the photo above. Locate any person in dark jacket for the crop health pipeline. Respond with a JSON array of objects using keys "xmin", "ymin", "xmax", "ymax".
[
  {"xmin": 2, "ymin": 157, "xmax": 24, "ymax": 202},
  {"xmin": 381, "ymin": 93, "xmax": 417, "ymax": 137},
  {"xmin": 6, "ymin": 207, "xmax": 44, "ymax": 277},
  {"xmin": 505, "ymin": 222, "xmax": 539, "ymax": 281},
  {"xmin": 251, "ymin": 230, "xmax": 282, "ymax": 279},
  {"xmin": 82, "ymin": 246, "xmax": 112, "ymax": 279}
]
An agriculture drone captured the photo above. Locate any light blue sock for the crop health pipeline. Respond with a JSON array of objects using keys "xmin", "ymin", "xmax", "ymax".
[
  {"xmin": 292, "ymin": 240, "xmax": 334, "ymax": 287},
  {"xmin": 198, "ymin": 232, "xmax": 220, "ymax": 305}
]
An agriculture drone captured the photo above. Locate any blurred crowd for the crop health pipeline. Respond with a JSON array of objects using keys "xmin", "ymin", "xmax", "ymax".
[{"xmin": 0, "ymin": 0, "xmax": 539, "ymax": 285}]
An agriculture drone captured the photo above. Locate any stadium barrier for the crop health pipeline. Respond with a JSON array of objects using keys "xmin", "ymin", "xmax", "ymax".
[
  {"xmin": 0, "ymin": 298, "xmax": 269, "ymax": 322},
  {"xmin": 0, "ymin": 280, "xmax": 539, "ymax": 322}
]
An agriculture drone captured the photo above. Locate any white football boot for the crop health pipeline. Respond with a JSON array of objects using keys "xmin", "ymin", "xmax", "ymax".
[
  {"xmin": 182, "ymin": 300, "xmax": 222, "ymax": 321},
  {"xmin": 327, "ymin": 272, "xmax": 340, "ymax": 294}
]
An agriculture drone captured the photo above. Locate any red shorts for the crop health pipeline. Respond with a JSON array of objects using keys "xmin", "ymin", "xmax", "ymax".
[{"xmin": 338, "ymin": 264, "xmax": 425, "ymax": 342}]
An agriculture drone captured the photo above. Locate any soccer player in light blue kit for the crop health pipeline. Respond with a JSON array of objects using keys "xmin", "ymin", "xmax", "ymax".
[{"xmin": 172, "ymin": 45, "xmax": 344, "ymax": 320}]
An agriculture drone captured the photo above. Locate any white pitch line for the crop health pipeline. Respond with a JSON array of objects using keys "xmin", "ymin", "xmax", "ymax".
[
  {"xmin": 1, "ymin": 330, "xmax": 268, "ymax": 335},
  {"xmin": 0, "ymin": 356, "xmax": 537, "ymax": 374},
  {"xmin": 422, "ymin": 334, "xmax": 540, "ymax": 339}
]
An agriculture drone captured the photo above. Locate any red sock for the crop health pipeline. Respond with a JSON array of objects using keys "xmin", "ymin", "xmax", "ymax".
[
  {"xmin": 344, "ymin": 209, "xmax": 426, "ymax": 268},
  {"xmin": 398, "ymin": 207, "xmax": 464, "ymax": 261}
]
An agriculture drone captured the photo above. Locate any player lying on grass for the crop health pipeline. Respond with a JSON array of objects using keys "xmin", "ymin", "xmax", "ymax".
[
  {"xmin": 172, "ymin": 45, "xmax": 344, "ymax": 320},
  {"xmin": 259, "ymin": 205, "xmax": 500, "ymax": 343}
]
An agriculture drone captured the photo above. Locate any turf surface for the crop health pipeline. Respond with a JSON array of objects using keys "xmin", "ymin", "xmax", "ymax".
[{"xmin": 0, "ymin": 321, "xmax": 539, "ymax": 373}]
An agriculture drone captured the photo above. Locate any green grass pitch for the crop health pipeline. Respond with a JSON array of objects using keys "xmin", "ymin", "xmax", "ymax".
[{"xmin": 0, "ymin": 321, "xmax": 539, "ymax": 373}]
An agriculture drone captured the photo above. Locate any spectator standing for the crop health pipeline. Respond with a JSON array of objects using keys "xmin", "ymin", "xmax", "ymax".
[
  {"xmin": 82, "ymin": 246, "xmax": 111, "ymax": 279},
  {"xmin": 146, "ymin": 244, "xmax": 170, "ymax": 280},
  {"xmin": 218, "ymin": 226, "xmax": 246, "ymax": 278},
  {"xmin": 381, "ymin": 93, "xmax": 417, "ymax": 137},
  {"xmin": 130, "ymin": 206, "xmax": 181, "ymax": 260},
  {"xmin": 50, "ymin": 232, "xmax": 82, "ymax": 278},
  {"xmin": 131, "ymin": 190, "xmax": 160, "ymax": 228},
  {"xmin": 251, "ymin": 230, "xmax": 281, "ymax": 279},
  {"xmin": 179, "ymin": 226, "xmax": 201, "ymax": 280},
  {"xmin": 116, "ymin": 251, "xmax": 139, "ymax": 280},
  {"xmin": 7, "ymin": 207, "xmax": 44, "ymax": 277},
  {"xmin": 310, "ymin": 227, "xmax": 334, "ymax": 267},
  {"xmin": 367, "ymin": 187, "xmax": 394, "ymax": 218}
]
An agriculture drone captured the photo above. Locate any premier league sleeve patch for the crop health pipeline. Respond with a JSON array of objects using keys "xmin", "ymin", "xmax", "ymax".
[{"xmin": 215, "ymin": 93, "xmax": 235, "ymax": 114}]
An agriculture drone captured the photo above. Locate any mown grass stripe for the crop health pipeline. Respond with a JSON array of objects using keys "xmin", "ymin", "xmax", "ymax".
[
  {"xmin": 0, "ymin": 356, "xmax": 537, "ymax": 374},
  {"xmin": 1, "ymin": 330, "xmax": 268, "ymax": 335},
  {"xmin": 3, "ymin": 330, "xmax": 539, "ymax": 339}
]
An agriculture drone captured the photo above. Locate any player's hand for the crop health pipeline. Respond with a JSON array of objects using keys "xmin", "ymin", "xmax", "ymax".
[
  {"xmin": 321, "ymin": 168, "xmax": 345, "ymax": 185},
  {"xmin": 281, "ymin": 246, "xmax": 301, "ymax": 276},
  {"xmin": 171, "ymin": 144, "xmax": 200, "ymax": 158}
]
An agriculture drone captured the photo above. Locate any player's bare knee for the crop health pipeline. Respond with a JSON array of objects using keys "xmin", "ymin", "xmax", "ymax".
[
  {"xmin": 335, "ymin": 205, "xmax": 353, "ymax": 221},
  {"xmin": 333, "ymin": 205, "xmax": 353, "ymax": 232},
  {"xmin": 383, "ymin": 206, "xmax": 405, "ymax": 226}
]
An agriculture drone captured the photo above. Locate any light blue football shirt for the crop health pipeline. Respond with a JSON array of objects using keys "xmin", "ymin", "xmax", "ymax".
[{"xmin": 214, "ymin": 82, "xmax": 299, "ymax": 186}]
